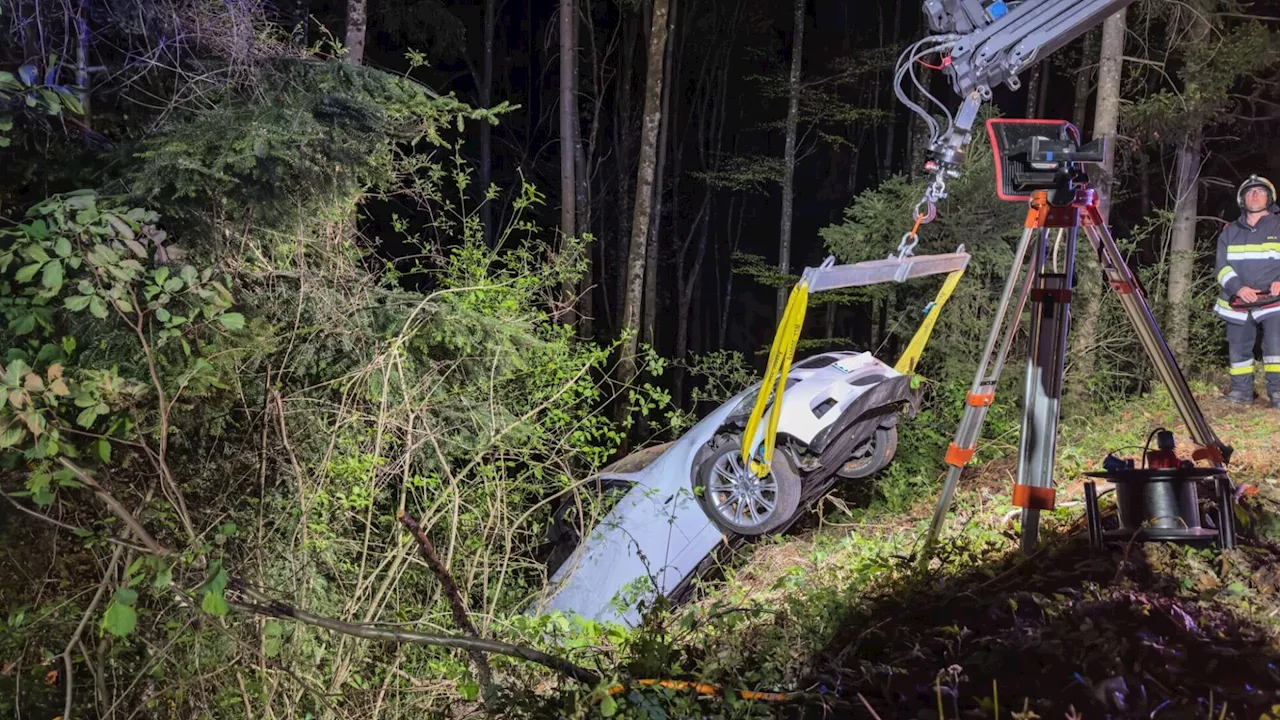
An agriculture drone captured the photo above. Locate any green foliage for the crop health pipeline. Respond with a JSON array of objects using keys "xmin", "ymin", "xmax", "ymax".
[
  {"xmin": 1123, "ymin": 14, "xmax": 1279, "ymax": 140},
  {"xmin": 128, "ymin": 59, "xmax": 512, "ymax": 240},
  {"xmin": 0, "ymin": 61, "xmax": 84, "ymax": 146},
  {"xmin": 0, "ymin": 47, "xmax": 667, "ymax": 717}
]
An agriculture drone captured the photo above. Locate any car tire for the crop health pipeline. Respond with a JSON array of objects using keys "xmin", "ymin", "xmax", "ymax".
[
  {"xmin": 694, "ymin": 435, "xmax": 802, "ymax": 536},
  {"xmin": 835, "ymin": 425, "xmax": 898, "ymax": 480}
]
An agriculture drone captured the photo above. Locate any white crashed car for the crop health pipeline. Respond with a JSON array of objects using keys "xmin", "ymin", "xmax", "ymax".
[{"xmin": 530, "ymin": 350, "xmax": 915, "ymax": 627}]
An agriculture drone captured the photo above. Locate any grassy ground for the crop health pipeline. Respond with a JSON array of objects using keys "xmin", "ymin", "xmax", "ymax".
[{"xmin": 643, "ymin": 381, "xmax": 1280, "ymax": 718}]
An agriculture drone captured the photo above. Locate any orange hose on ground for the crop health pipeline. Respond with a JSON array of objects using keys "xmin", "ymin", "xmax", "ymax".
[{"xmin": 605, "ymin": 678, "xmax": 798, "ymax": 703}]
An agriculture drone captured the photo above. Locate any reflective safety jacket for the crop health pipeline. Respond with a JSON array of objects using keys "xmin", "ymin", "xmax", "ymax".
[{"xmin": 1214, "ymin": 212, "xmax": 1280, "ymax": 324}]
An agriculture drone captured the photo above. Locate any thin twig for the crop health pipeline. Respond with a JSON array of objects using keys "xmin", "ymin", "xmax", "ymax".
[
  {"xmin": 3, "ymin": 494, "xmax": 151, "ymax": 554},
  {"xmin": 63, "ymin": 546, "xmax": 123, "ymax": 720},
  {"xmin": 57, "ymin": 459, "xmax": 170, "ymax": 557},
  {"xmin": 857, "ymin": 692, "xmax": 883, "ymax": 719}
]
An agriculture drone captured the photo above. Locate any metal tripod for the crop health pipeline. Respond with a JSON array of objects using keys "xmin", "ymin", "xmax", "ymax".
[{"xmin": 922, "ymin": 184, "xmax": 1234, "ymax": 556}]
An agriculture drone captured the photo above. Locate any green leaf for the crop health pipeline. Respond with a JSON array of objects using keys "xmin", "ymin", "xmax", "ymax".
[
  {"xmin": 61, "ymin": 92, "xmax": 84, "ymax": 116},
  {"xmin": 264, "ymin": 620, "xmax": 283, "ymax": 637},
  {"xmin": 41, "ymin": 260, "xmax": 63, "ymax": 293},
  {"xmin": 17, "ymin": 64, "xmax": 36, "ymax": 86},
  {"xmin": 0, "ymin": 423, "xmax": 26, "ymax": 448},
  {"xmin": 103, "ymin": 212, "xmax": 134, "ymax": 240},
  {"xmin": 9, "ymin": 313, "xmax": 36, "ymax": 336},
  {"xmin": 205, "ymin": 565, "xmax": 229, "ymax": 595},
  {"xmin": 14, "ymin": 262, "xmax": 42, "ymax": 283},
  {"xmin": 152, "ymin": 564, "xmax": 172, "ymax": 590},
  {"xmin": 459, "ymin": 679, "xmax": 480, "ymax": 702},
  {"xmin": 53, "ymin": 237, "xmax": 71, "ymax": 256},
  {"xmin": 88, "ymin": 296, "xmax": 108, "ymax": 319},
  {"xmin": 200, "ymin": 591, "xmax": 229, "ymax": 617},
  {"xmin": 97, "ymin": 438, "xmax": 111, "ymax": 463},
  {"xmin": 24, "ymin": 220, "xmax": 50, "ymax": 239},
  {"xmin": 264, "ymin": 636, "xmax": 281, "ymax": 658},
  {"xmin": 32, "ymin": 486, "xmax": 54, "ymax": 506},
  {"xmin": 162, "ymin": 277, "xmax": 183, "ymax": 293},
  {"xmin": 155, "ymin": 307, "xmax": 170, "ymax": 322},
  {"xmin": 114, "ymin": 587, "xmax": 138, "ymax": 607},
  {"xmin": 102, "ymin": 601, "xmax": 137, "ymax": 637},
  {"xmin": 64, "ymin": 295, "xmax": 92, "ymax": 311},
  {"xmin": 218, "ymin": 313, "xmax": 245, "ymax": 331},
  {"xmin": 76, "ymin": 406, "xmax": 99, "ymax": 428},
  {"xmin": 599, "ymin": 693, "xmax": 618, "ymax": 717},
  {"xmin": 27, "ymin": 245, "xmax": 50, "ymax": 263}
]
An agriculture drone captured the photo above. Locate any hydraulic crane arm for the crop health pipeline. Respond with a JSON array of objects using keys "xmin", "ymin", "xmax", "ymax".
[
  {"xmin": 926, "ymin": 0, "xmax": 1134, "ymax": 98},
  {"xmin": 903, "ymin": 0, "xmax": 1135, "ymax": 187}
]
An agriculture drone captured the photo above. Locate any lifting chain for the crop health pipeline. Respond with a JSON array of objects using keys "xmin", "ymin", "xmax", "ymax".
[{"xmin": 895, "ymin": 174, "xmax": 948, "ymax": 261}]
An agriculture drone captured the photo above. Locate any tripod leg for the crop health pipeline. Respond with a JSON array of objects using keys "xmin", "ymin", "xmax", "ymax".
[
  {"xmin": 1083, "ymin": 215, "xmax": 1236, "ymax": 549},
  {"xmin": 1015, "ymin": 223, "xmax": 1077, "ymax": 554},
  {"xmin": 921, "ymin": 225, "xmax": 1038, "ymax": 558},
  {"xmin": 1082, "ymin": 218, "xmax": 1229, "ymax": 459}
]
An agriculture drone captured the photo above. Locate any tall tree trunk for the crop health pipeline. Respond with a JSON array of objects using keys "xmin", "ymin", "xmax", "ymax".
[
  {"xmin": 480, "ymin": 0, "xmax": 496, "ymax": 248},
  {"xmin": 1167, "ymin": 10, "xmax": 1209, "ymax": 364},
  {"xmin": 1071, "ymin": 29, "xmax": 1099, "ymax": 131},
  {"xmin": 1092, "ymin": 8, "xmax": 1126, "ymax": 224},
  {"xmin": 557, "ymin": 0, "xmax": 579, "ymax": 325},
  {"xmin": 719, "ymin": 199, "xmax": 744, "ymax": 349},
  {"xmin": 1168, "ymin": 131, "xmax": 1203, "ymax": 362},
  {"xmin": 617, "ymin": 0, "xmax": 672, "ymax": 394},
  {"xmin": 1070, "ymin": 7, "xmax": 1126, "ymax": 405},
  {"xmin": 573, "ymin": 0, "xmax": 592, "ymax": 336},
  {"xmin": 777, "ymin": 0, "xmax": 805, "ymax": 322},
  {"xmin": 643, "ymin": 0, "xmax": 677, "ymax": 349},
  {"xmin": 614, "ymin": 16, "xmax": 638, "ymax": 330},
  {"xmin": 1023, "ymin": 61, "xmax": 1044, "ymax": 118},
  {"xmin": 879, "ymin": 0, "xmax": 904, "ymax": 180},
  {"xmin": 343, "ymin": 0, "xmax": 366, "ymax": 64},
  {"xmin": 559, "ymin": 0, "xmax": 577, "ymax": 242},
  {"xmin": 674, "ymin": 206, "xmax": 709, "ymax": 403}
]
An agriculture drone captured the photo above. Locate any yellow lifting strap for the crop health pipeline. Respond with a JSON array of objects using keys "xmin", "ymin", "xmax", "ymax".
[
  {"xmin": 741, "ymin": 265, "xmax": 964, "ymax": 478},
  {"xmin": 893, "ymin": 267, "xmax": 966, "ymax": 376},
  {"xmin": 741, "ymin": 278, "xmax": 810, "ymax": 477}
]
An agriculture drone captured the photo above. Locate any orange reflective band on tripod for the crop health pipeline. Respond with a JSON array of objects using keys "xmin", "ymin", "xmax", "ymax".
[
  {"xmin": 1023, "ymin": 202, "xmax": 1048, "ymax": 229},
  {"xmin": 1109, "ymin": 280, "xmax": 1134, "ymax": 295},
  {"xmin": 1192, "ymin": 445, "xmax": 1225, "ymax": 464},
  {"xmin": 966, "ymin": 391, "xmax": 995, "ymax": 407},
  {"xmin": 1012, "ymin": 484, "xmax": 1056, "ymax": 510},
  {"xmin": 945, "ymin": 443, "xmax": 976, "ymax": 467}
]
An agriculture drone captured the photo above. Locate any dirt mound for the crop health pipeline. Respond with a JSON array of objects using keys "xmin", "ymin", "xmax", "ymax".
[{"xmin": 815, "ymin": 531, "xmax": 1280, "ymax": 718}]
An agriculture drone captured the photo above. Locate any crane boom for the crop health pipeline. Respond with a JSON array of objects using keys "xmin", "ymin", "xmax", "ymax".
[{"xmin": 906, "ymin": 0, "xmax": 1135, "ymax": 186}]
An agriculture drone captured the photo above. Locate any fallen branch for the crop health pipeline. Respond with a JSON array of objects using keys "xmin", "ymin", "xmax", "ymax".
[
  {"xmin": 230, "ymin": 583, "xmax": 601, "ymax": 686},
  {"xmin": 397, "ymin": 511, "xmax": 494, "ymax": 695}
]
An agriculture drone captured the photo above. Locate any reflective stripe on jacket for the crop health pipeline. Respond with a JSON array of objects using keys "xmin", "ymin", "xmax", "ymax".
[{"xmin": 1214, "ymin": 212, "xmax": 1280, "ymax": 324}]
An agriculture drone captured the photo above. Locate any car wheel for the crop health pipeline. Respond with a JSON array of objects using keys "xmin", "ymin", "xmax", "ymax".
[
  {"xmin": 694, "ymin": 435, "xmax": 802, "ymax": 536},
  {"xmin": 835, "ymin": 425, "xmax": 898, "ymax": 480}
]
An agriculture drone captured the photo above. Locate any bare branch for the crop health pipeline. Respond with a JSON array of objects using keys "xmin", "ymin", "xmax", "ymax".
[
  {"xmin": 230, "ymin": 583, "xmax": 602, "ymax": 686},
  {"xmin": 397, "ymin": 511, "xmax": 494, "ymax": 697}
]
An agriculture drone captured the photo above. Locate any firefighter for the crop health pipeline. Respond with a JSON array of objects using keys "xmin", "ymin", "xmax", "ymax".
[{"xmin": 1214, "ymin": 174, "xmax": 1280, "ymax": 408}]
